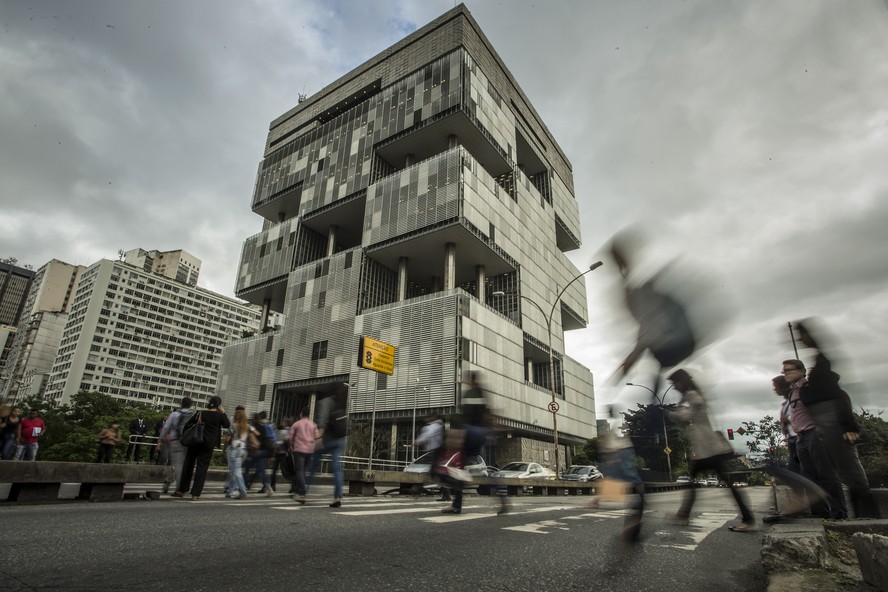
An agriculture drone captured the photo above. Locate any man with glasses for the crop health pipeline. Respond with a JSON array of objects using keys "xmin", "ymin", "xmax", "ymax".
[{"xmin": 783, "ymin": 359, "xmax": 845, "ymax": 518}]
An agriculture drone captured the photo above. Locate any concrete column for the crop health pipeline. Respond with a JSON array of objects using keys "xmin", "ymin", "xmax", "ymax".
[
  {"xmin": 326, "ymin": 225, "xmax": 337, "ymax": 257},
  {"xmin": 261, "ymin": 298, "xmax": 271, "ymax": 330},
  {"xmin": 526, "ymin": 359, "xmax": 534, "ymax": 382},
  {"xmin": 405, "ymin": 153, "xmax": 415, "ymax": 167},
  {"xmin": 448, "ymin": 135, "xmax": 459, "ymax": 149},
  {"xmin": 398, "ymin": 257, "xmax": 408, "ymax": 301},
  {"xmin": 475, "ymin": 265, "xmax": 486, "ymax": 304},
  {"xmin": 444, "ymin": 243, "xmax": 456, "ymax": 290},
  {"xmin": 390, "ymin": 424, "xmax": 399, "ymax": 462}
]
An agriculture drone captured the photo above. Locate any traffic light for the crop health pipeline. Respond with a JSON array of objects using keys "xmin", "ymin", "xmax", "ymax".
[{"xmin": 727, "ymin": 429, "xmax": 734, "ymax": 440}]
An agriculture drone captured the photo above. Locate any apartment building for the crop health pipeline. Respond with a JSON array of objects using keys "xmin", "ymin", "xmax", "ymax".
[{"xmin": 44, "ymin": 253, "xmax": 261, "ymax": 408}]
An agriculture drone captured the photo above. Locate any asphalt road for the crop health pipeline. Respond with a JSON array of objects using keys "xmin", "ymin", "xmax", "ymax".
[{"xmin": 2, "ymin": 485, "xmax": 774, "ymax": 591}]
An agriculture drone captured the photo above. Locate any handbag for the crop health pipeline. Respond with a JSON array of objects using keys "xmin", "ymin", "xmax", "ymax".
[
  {"xmin": 180, "ymin": 412, "xmax": 205, "ymax": 447},
  {"xmin": 247, "ymin": 429, "xmax": 261, "ymax": 454}
]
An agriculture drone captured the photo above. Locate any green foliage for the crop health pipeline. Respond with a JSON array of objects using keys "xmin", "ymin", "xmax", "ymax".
[
  {"xmin": 620, "ymin": 403, "xmax": 691, "ymax": 477},
  {"xmin": 856, "ymin": 410, "xmax": 888, "ymax": 487},
  {"xmin": 18, "ymin": 390, "xmax": 168, "ymax": 463},
  {"xmin": 740, "ymin": 414, "xmax": 786, "ymax": 465}
]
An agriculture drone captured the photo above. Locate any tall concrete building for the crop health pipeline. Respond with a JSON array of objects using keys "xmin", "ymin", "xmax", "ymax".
[
  {"xmin": 217, "ymin": 4, "xmax": 597, "ymax": 468},
  {"xmin": 0, "ymin": 261, "xmax": 36, "ymax": 388},
  {"xmin": 123, "ymin": 248, "xmax": 201, "ymax": 287},
  {"xmin": 1, "ymin": 260, "xmax": 84, "ymax": 402},
  {"xmin": 44, "ymin": 253, "xmax": 261, "ymax": 409}
]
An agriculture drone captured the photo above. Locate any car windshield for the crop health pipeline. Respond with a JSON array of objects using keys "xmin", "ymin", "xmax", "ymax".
[
  {"xmin": 410, "ymin": 452, "xmax": 435, "ymax": 465},
  {"xmin": 501, "ymin": 462, "xmax": 529, "ymax": 471}
]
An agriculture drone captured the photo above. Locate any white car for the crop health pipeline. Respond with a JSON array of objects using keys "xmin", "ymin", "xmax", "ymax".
[
  {"xmin": 491, "ymin": 462, "xmax": 555, "ymax": 479},
  {"xmin": 676, "ymin": 475, "xmax": 691, "ymax": 484}
]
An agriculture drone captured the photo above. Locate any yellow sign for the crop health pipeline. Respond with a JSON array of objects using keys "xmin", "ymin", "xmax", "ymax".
[{"xmin": 359, "ymin": 336, "xmax": 395, "ymax": 375}]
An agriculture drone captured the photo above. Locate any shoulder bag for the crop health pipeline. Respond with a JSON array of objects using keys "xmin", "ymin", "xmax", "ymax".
[{"xmin": 180, "ymin": 412, "xmax": 205, "ymax": 447}]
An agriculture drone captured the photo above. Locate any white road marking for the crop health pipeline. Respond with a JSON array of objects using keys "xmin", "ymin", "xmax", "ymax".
[
  {"xmin": 502, "ymin": 519, "xmax": 571, "ymax": 534},
  {"xmin": 651, "ymin": 512, "xmax": 737, "ymax": 551}
]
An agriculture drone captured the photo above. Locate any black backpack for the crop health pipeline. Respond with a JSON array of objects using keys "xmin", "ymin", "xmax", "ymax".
[{"xmin": 326, "ymin": 409, "xmax": 347, "ymax": 438}]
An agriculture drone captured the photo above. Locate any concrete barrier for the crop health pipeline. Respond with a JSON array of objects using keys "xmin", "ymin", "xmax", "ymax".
[{"xmin": 0, "ymin": 461, "xmax": 173, "ymax": 502}]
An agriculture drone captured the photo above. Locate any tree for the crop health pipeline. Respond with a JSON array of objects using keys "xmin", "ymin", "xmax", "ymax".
[
  {"xmin": 739, "ymin": 415, "xmax": 785, "ymax": 465},
  {"xmin": 620, "ymin": 403, "xmax": 691, "ymax": 477},
  {"xmin": 856, "ymin": 410, "xmax": 888, "ymax": 487}
]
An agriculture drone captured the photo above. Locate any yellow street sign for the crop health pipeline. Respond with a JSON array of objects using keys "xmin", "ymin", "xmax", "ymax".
[{"xmin": 358, "ymin": 336, "xmax": 395, "ymax": 375}]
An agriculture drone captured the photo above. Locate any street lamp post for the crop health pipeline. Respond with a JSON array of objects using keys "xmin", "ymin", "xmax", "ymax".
[
  {"xmin": 493, "ymin": 260, "xmax": 603, "ymax": 478},
  {"xmin": 411, "ymin": 378, "xmax": 428, "ymax": 461},
  {"xmin": 626, "ymin": 382, "xmax": 675, "ymax": 481}
]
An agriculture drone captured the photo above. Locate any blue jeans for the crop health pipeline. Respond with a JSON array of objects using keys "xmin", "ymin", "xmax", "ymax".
[
  {"xmin": 227, "ymin": 447, "xmax": 247, "ymax": 496},
  {"xmin": 249, "ymin": 450, "xmax": 271, "ymax": 489},
  {"xmin": 307, "ymin": 435, "xmax": 345, "ymax": 499},
  {"xmin": 16, "ymin": 442, "xmax": 39, "ymax": 461},
  {"xmin": 1, "ymin": 434, "xmax": 17, "ymax": 459}
]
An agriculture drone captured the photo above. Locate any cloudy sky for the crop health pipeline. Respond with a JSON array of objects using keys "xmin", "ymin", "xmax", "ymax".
[{"xmin": 3, "ymin": 0, "xmax": 887, "ymax": 444}]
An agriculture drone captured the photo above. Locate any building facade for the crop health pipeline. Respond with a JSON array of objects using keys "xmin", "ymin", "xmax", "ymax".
[
  {"xmin": 44, "ymin": 255, "xmax": 261, "ymax": 408},
  {"xmin": 1, "ymin": 259, "xmax": 84, "ymax": 402},
  {"xmin": 123, "ymin": 248, "xmax": 201, "ymax": 287},
  {"xmin": 217, "ymin": 4, "xmax": 597, "ymax": 468}
]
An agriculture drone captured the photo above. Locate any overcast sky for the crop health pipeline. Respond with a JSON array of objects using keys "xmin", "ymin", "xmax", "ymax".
[{"xmin": 3, "ymin": 0, "xmax": 887, "ymax": 445}]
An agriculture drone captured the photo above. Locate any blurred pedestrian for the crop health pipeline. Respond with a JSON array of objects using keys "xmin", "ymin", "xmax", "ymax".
[
  {"xmin": 307, "ymin": 383, "xmax": 349, "ymax": 508},
  {"xmin": 96, "ymin": 420, "xmax": 122, "ymax": 463},
  {"xmin": 15, "ymin": 409, "xmax": 46, "ymax": 461},
  {"xmin": 1, "ymin": 405, "xmax": 21, "ymax": 460},
  {"xmin": 774, "ymin": 375, "xmax": 800, "ymax": 474},
  {"xmin": 795, "ymin": 319, "xmax": 881, "ymax": 518},
  {"xmin": 664, "ymin": 369, "xmax": 756, "ymax": 532},
  {"xmin": 159, "ymin": 397, "xmax": 195, "ymax": 494},
  {"xmin": 269, "ymin": 417, "xmax": 293, "ymax": 494},
  {"xmin": 245, "ymin": 411, "xmax": 275, "ymax": 496},
  {"xmin": 173, "ymin": 396, "xmax": 230, "ymax": 501},
  {"xmin": 151, "ymin": 415, "xmax": 167, "ymax": 465},
  {"xmin": 597, "ymin": 406, "xmax": 645, "ymax": 545},
  {"xmin": 225, "ymin": 408, "xmax": 250, "ymax": 499},
  {"xmin": 288, "ymin": 407, "xmax": 317, "ymax": 504}
]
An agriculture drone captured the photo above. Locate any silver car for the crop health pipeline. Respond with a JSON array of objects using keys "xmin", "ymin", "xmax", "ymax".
[
  {"xmin": 561, "ymin": 465, "xmax": 603, "ymax": 482},
  {"xmin": 491, "ymin": 462, "xmax": 555, "ymax": 479}
]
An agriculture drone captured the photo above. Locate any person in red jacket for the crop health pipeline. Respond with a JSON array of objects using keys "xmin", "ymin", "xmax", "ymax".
[{"xmin": 16, "ymin": 409, "xmax": 46, "ymax": 461}]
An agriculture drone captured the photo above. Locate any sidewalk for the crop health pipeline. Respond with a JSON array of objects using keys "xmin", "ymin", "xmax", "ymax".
[{"xmin": 761, "ymin": 487, "xmax": 888, "ymax": 591}]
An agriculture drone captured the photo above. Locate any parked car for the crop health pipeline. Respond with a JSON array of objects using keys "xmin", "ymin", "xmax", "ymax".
[
  {"xmin": 491, "ymin": 462, "xmax": 555, "ymax": 479},
  {"xmin": 561, "ymin": 465, "xmax": 603, "ymax": 482},
  {"xmin": 706, "ymin": 477, "xmax": 719, "ymax": 487},
  {"xmin": 403, "ymin": 451, "xmax": 487, "ymax": 476},
  {"xmin": 676, "ymin": 475, "xmax": 691, "ymax": 484}
]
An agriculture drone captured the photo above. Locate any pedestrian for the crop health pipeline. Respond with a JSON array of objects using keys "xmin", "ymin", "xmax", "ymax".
[
  {"xmin": 15, "ymin": 409, "xmax": 46, "ymax": 461},
  {"xmin": 783, "ymin": 357, "xmax": 846, "ymax": 519},
  {"xmin": 774, "ymin": 375, "xmax": 801, "ymax": 474},
  {"xmin": 1, "ymin": 405, "xmax": 22, "ymax": 460},
  {"xmin": 307, "ymin": 383, "xmax": 348, "ymax": 508},
  {"xmin": 664, "ymin": 369, "xmax": 757, "ymax": 532},
  {"xmin": 225, "ymin": 408, "xmax": 250, "ymax": 499},
  {"xmin": 597, "ymin": 406, "xmax": 645, "ymax": 546},
  {"xmin": 269, "ymin": 417, "xmax": 293, "ymax": 494},
  {"xmin": 794, "ymin": 319, "xmax": 881, "ymax": 518},
  {"xmin": 245, "ymin": 411, "xmax": 275, "ymax": 496},
  {"xmin": 173, "ymin": 395, "xmax": 230, "ymax": 501},
  {"xmin": 96, "ymin": 421, "xmax": 122, "ymax": 463},
  {"xmin": 288, "ymin": 407, "xmax": 318, "ymax": 504},
  {"xmin": 127, "ymin": 414, "xmax": 148, "ymax": 463},
  {"xmin": 414, "ymin": 413, "xmax": 450, "ymax": 500},
  {"xmin": 158, "ymin": 397, "xmax": 195, "ymax": 494},
  {"xmin": 151, "ymin": 415, "xmax": 167, "ymax": 465}
]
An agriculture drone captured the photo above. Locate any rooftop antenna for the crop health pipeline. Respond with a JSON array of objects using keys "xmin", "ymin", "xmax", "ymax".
[{"xmin": 297, "ymin": 85, "xmax": 308, "ymax": 104}]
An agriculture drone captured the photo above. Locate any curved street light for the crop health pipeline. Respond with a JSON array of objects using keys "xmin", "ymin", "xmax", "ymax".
[
  {"xmin": 493, "ymin": 260, "xmax": 603, "ymax": 477},
  {"xmin": 626, "ymin": 382, "xmax": 675, "ymax": 481}
]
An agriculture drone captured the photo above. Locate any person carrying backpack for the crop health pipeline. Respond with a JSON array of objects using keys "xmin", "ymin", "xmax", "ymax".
[
  {"xmin": 245, "ymin": 411, "xmax": 275, "ymax": 496},
  {"xmin": 306, "ymin": 383, "xmax": 348, "ymax": 508},
  {"xmin": 158, "ymin": 396, "xmax": 195, "ymax": 494}
]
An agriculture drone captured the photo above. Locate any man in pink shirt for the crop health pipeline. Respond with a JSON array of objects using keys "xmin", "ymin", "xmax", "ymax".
[
  {"xmin": 16, "ymin": 409, "xmax": 46, "ymax": 461},
  {"xmin": 288, "ymin": 407, "xmax": 318, "ymax": 504}
]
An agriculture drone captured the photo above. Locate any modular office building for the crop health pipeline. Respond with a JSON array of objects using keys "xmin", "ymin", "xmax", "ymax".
[{"xmin": 217, "ymin": 4, "xmax": 597, "ymax": 467}]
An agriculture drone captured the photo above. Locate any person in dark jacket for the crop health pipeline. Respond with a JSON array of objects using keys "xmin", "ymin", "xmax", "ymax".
[
  {"xmin": 172, "ymin": 396, "xmax": 230, "ymax": 501},
  {"xmin": 794, "ymin": 319, "xmax": 880, "ymax": 518}
]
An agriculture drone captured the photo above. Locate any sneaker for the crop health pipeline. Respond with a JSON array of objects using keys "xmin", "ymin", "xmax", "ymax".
[
  {"xmin": 440, "ymin": 507, "xmax": 461, "ymax": 514},
  {"xmin": 190, "ymin": 495, "xmax": 200, "ymax": 501},
  {"xmin": 762, "ymin": 514, "xmax": 786, "ymax": 524},
  {"xmin": 265, "ymin": 488, "xmax": 274, "ymax": 498},
  {"xmin": 170, "ymin": 491, "xmax": 185, "ymax": 498},
  {"xmin": 329, "ymin": 500, "xmax": 342, "ymax": 508}
]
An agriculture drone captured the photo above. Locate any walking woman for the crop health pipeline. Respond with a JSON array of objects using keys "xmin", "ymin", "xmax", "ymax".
[
  {"xmin": 664, "ymin": 369, "xmax": 757, "ymax": 532},
  {"xmin": 95, "ymin": 420, "xmax": 122, "ymax": 463},
  {"xmin": 1, "ymin": 406, "xmax": 22, "ymax": 459},
  {"xmin": 226, "ymin": 408, "xmax": 250, "ymax": 499},
  {"xmin": 288, "ymin": 407, "xmax": 317, "ymax": 504},
  {"xmin": 173, "ymin": 396, "xmax": 230, "ymax": 501}
]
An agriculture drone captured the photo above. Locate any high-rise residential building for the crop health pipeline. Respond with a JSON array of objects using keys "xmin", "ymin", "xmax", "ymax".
[
  {"xmin": 44, "ymin": 253, "xmax": 261, "ymax": 408},
  {"xmin": 123, "ymin": 248, "xmax": 201, "ymax": 287},
  {"xmin": 0, "ymin": 261, "xmax": 36, "ymax": 388},
  {"xmin": 217, "ymin": 4, "xmax": 596, "ymax": 468},
  {"xmin": 0, "ymin": 261, "xmax": 35, "ymax": 327},
  {"xmin": 1, "ymin": 260, "xmax": 85, "ymax": 402}
]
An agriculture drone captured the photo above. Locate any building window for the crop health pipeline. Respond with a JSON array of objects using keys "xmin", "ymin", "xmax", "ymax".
[
  {"xmin": 258, "ymin": 385, "xmax": 266, "ymax": 402},
  {"xmin": 317, "ymin": 291, "xmax": 326, "ymax": 309},
  {"xmin": 276, "ymin": 349, "xmax": 284, "ymax": 366},
  {"xmin": 311, "ymin": 340, "xmax": 328, "ymax": 361}
]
